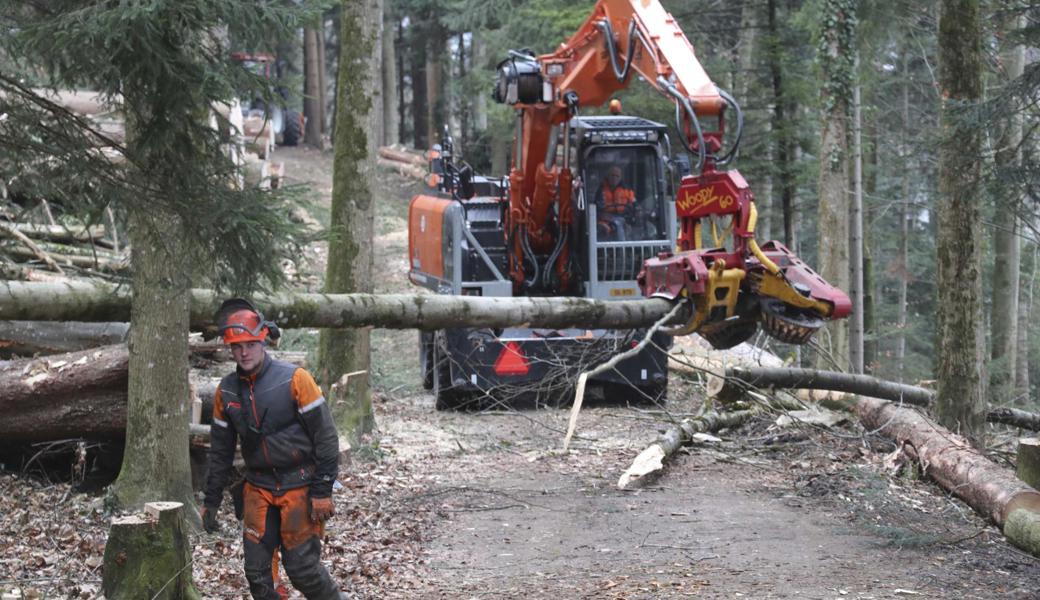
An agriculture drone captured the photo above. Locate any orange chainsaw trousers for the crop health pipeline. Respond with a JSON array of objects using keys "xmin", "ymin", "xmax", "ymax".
[{"xmin": 241, "ymin": 483, "xmax": 339, "ymax": 600}]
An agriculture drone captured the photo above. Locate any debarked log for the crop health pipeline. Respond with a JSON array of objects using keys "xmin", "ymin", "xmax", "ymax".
[
  {"xmin": 856, "ymin": 396, "xmax": 1040, "ymax": 557},
  {"xmin": 618, "ymin": 409, "xmax": 759, "ymax": 489},
  {"xmin": 0, "ymin": 280, "xmax": 687, "ymax": 332}
]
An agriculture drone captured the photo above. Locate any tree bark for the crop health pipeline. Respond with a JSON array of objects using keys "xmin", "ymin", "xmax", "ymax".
[
  {"xmin": 425, "ymin": 20, "xmax": 445, "ymax": 148},
  {"xmin": 895, "ymin": 51, "xmax": 911, "ymax": 383},
  {"xmin": 0, "ymin": 343, "xmax": 128, "ymax": 442},
  {"xmin": 721, "ymin": 366, "xmax": 933, "ymax": 407},
  {"xmin": 990, "ymin": 12, "xmax": 1025, "ymax": 405},
  {"xmin": 102, "ymin": 502, "xmax": 200, "ymax": 600},
  {"xmin": 381, "ymin": 12, "xmax": 399, "ymax": 146},
  {"xmin": 767, "ymin": 0, "xmax": 795, "ymax": 249},
  {"xmin": 814, "ymin": 0, "xmax": 854, "ymax": 370},
  {"xmin": 109, "ymin": 207, "xmax": 195, "ymax": 511},
  {"xmin": 1016, "ymin": 244, "xmax": 1036, "ymax": 401},
  {"xmin": 0, "ymin": 280, "xmax": 685, "ymax": 332},
  {"xmin": 320, "ymin": 0, "xmax": 377, "ymax": 440},
  {"xmin": 849, "ymin": 74, "xmax": 864, "ymax": 373},
  {"xmin": 409, "ymin": 18, "xmax": 428, "ymax": 149},
  {"xmin": 936, "ymin": 0, "xmax": 986, "ymax": 442},
  {"xmin": 0, "ymin": 320, "xmax": 128, "ymax": 357},
  {"xmin": 989, "ymin": 407, "xmax": 1040, "ymax": 432},
  {"xmin": 303, "ymin": 26, "xmax": 325, "ymax": 149}
]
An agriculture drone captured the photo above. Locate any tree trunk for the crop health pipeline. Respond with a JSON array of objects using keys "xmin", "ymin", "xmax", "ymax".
[
  {"xmin": 109, "ymin": 207, "xmax": 195, "ymax": 511},
  {"xmin": 990, "ymin": 408, "xmax": 1040, "ymax": 432},
  {"xmin": 814, "ymin": 0, "xmax": 854, "ymax": 370},
  {"xmin": 320, "ymin": 0, "xmax": 377, "ymax": 440},
  {"xmin": 0, "ymin": 320, "xmax": 128, "ymax": 357},
  {"xmin": 396, "ymin": 18, "xmax": 408, "ymax": 145},
  {"xmin": 0, "ymin": 343, "xmax": 128, "ymax": 442},
  {"xmin": 935, "ymin": 0, "xmax": 986, "ymax": 442},
  {"xmin": 721, "ymin": 366, "xmax": 933, "ymax": 407},
  {"xmin": 303, "ymin": 26, "xmax": 325, "ymax": 148},
  {"xmin": 990, "ymin": 13, "xmax": 1025, "ymax": 405},
  {"xmin": 365, "ymin": 0, "xmax": 384, "ymax": 157},
  {"xmin": 409, "ymin": 18, "xmax": 428, "ymax": 149},
  {"xmin": 856, "ymin": 396, "xmax": 1040, "ymax": 556},
  {"xmin": 849, "ymin": 73, "xmax": 864, "ymax": 373},
  {"xmin": 862, "ymin": 120, "xmax": 877, "ymax": 372},
  {"xmin": 472, "ymin": 31, "xmax": 488, "ymax": 133},
  {"xmin": 381, "ymin": 12, "xmax": 399, "ymax": 146},
  {"xmin": 767, "ymin": 0, "xmax": 795, "ymax": 249},
  {"xmin": 896, "ymin": 51, "xmax": 911, "ymax": 383},
  {"xmin": 425, "ymin": 20, "xmax": 445, "ymax": 148},
  {"xmin": 102, "ymin": 502, "xmax": 200, "ymax": 600},
  {"xmin": 1015, "ymin": 244, "xmax": 1036, "ymax": 401},
  {"xmin": 0, "ymin": 280, "xmax": 685, "ymax": 332}
]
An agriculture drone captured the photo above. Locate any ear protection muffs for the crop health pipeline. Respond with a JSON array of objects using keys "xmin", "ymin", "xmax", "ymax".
[{"xmin": 215, "ymin": 298, "xmax": 281, "ymax": 342}]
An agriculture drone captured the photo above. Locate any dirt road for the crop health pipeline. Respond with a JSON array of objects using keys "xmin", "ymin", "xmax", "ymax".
[{"xmin": 267, "ymin": 147, "xmax": 1040, "ymax": 599}]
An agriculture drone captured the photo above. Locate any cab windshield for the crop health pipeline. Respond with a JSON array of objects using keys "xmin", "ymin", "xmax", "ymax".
[{"xmin": 584, "ymin": 146, "xmax": 667, "ymax": 241}]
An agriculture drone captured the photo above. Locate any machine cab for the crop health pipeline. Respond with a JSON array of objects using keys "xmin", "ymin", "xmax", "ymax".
[{"xmin": 570, "ymin": 116, "xmax": 676, "ymax": 299}]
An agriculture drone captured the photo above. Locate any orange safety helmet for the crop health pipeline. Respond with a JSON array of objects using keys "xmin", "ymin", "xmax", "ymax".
[{"xmin": 216, "ymin": 298, "xmax": 280, "ymax": 345}]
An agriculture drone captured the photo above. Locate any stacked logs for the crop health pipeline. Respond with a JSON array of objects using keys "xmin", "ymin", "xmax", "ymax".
[{"xmin": 377, "ymin": 145, "xmax": 427, "ymax": 180}]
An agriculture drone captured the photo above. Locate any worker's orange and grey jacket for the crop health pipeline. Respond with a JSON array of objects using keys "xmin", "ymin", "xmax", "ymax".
[
  {"xmin": 204, "ymin": 355, "xmax": 339, "ymax": 508},
  {"xmin": 599, "ymin": 184, "xmax": 635, "ymax": 214}
]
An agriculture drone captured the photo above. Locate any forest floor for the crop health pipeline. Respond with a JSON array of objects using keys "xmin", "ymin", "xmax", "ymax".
[{"xmin": 2, "ymin": 145, "xmax": 1039, "ymax": 599}]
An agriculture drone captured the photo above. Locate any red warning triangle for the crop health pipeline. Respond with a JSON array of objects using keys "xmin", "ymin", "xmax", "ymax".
[{"xmin": 494, "ymin": 341, "xmax": 530, "ymax": 376}]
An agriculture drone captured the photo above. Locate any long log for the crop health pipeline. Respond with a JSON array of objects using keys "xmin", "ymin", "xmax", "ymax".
[
  {"xmin": 723, "ymin": 366, "xmax": 934, "ymax": 407},
  {"xmin": 0, "ymin": 344, "xmax": 129, "ymax": 442},
  {"xmin": 0, "ymin": 280, "xmax": 685, "ymax": 331},
  {"xmin": 618, "ymin": 409, "xmax": 758, "ymax": 489},
  {"xmin": 0, "ymin": 320, "xmax": 128, "ymax": 356},
  {"xmin": 989, "ymin": 407, "xmax": 1040, "ymax": 431},
  {"xmin": 720, "ymin": 367, "xmax": 1040, "ymax": 431},
  {"xmin": 377, "ymin": 146, "xmax": 426, "ymax": 166},
  {"xmin": 856, "ymin": 396, "xmax": 1040, "ymax": 556}
]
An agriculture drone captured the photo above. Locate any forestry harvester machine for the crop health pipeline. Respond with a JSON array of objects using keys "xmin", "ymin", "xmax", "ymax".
[{"xmin": 408, "ymin": 0, "xmax": 850, "ymax": 409}]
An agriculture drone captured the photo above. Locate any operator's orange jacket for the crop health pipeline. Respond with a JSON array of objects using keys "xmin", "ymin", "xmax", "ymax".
[{"xmin": 600, "ymin": 184, "xmax": 635, "ymax": 214}]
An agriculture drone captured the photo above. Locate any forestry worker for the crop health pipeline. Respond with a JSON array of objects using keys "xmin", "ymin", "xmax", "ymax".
[{"xmin": 202, "ymin": 298, "xmax": 346, "ymax": 600}]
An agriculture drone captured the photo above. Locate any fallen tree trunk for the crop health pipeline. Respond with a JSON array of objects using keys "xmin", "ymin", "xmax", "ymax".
[
  {"xmin": 0, "ymin": 344, "xmax": 129, "ymax": 442},
  {"xmin": 719, "ymin": 367, "xmax": 1040, "ymax": 431},
  {"xmin": 721, "ymin": 366, "xmax": 934, "ymax": 407},
  {"xmin": 11, "ymin": 223, "xmax": 111, "ymax": 247},
  {"xmin": 618, "ymin": 409, "xmax": 758, "ymax": 489},
  {"xmin": 989, "ymin": 407, "xmax": 1040, "ymax": 431},
  {"xmin": 0, "ymin": 280, "xmax": 685, "ymax": 331},
  {"xmin": 377, "ymin": 145, "xmax": 426, "ymax": 166},
  {"xmin": 856, "ymin": 396, "xmax": 1040, "ymax": 557},
  {"xmin": 0, "ymin": 320, "xmax": 128, "ymax": 356}
]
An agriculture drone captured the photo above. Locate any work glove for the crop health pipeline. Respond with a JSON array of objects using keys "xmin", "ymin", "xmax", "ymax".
[
  {"xmin": 310, "ymin": 496, "xmax": 335, "ymax": 523},
  {"xmin": 201, "ymin": 506, "xmax": 219, "ymax": 533}
]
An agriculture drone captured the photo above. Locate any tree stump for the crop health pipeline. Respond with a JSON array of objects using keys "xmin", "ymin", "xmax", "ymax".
[
  {"xmin": 102, "ymin": 502, "xmax": 200, "ymax": 600},
  {"xmin": 1017, "ymin": 438, "xmax": 1040, "ymax": 489}
]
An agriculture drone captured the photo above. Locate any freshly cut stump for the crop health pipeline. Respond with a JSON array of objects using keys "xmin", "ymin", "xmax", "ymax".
[
  {"xmin": 102, "ymin": 502, "xmax": 200, "ymax": 600},
  {"xmin": 1017, "ymin": 438, "xmax": 1040, "ymax": 489}
]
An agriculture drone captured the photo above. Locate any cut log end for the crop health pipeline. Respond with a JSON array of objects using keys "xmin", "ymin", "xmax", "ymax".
[{"xmin": 1017, "ymin": 438, "xmax": 1040, "ymax": 490}]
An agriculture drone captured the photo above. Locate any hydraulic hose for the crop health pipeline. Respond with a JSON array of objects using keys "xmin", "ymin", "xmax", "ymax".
[
  {"xmin": 520, "ymin": 225, "xmax": 540, "ymax": 289},
  {"xmin": 659, "ymin": 77, "xmax": 707, "ymax": 175},
  {"xmin": 714, "ymin": 89, "xmax": 745, "ymax": 166}
]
